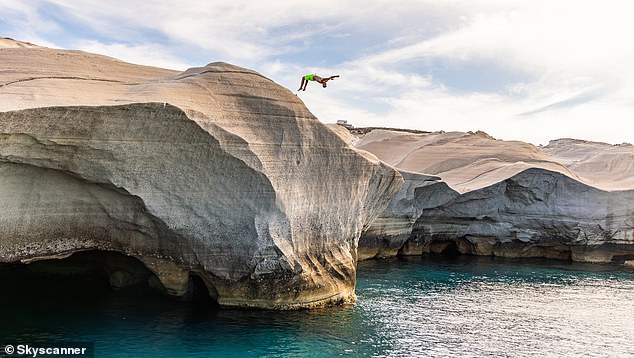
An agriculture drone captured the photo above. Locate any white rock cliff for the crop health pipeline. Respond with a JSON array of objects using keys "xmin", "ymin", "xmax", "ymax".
[
  {"xmin": 354, "ymin": 129, "xmax": 634, "ymax": 263},
  {"xmin": 0, "ymin": 39, "xmax": 403, "ymax": 308}
]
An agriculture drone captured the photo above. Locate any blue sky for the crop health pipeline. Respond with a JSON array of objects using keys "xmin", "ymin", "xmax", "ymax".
[{"xmin": 2, "ymin": 0, "xmax": 634, "ymax": 145}]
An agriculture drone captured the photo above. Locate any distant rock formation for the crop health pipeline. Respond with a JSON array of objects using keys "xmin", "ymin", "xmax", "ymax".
[
  {"xmin": 543, "ymin": 138, "xmax": 634, "ymax": 191},
  {"xmin": 353, "ymin": 129, "xmax": 634, "ymax": 264},
  {"xmin": 402, "ymin": 168, "xmax": 634, "ymax": 262},
  {"xmin": 0, "ymin": 39, "xmax": 403, "ymax": 309},
  {"xmin": 355, "ymin": 129, "xmax": 578, "ymax": 193}
]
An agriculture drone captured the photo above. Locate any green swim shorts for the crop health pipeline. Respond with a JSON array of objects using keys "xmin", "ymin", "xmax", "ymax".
[{"xmin": 304, "ymin": 74, "xmax": 315, "ymax": 81}]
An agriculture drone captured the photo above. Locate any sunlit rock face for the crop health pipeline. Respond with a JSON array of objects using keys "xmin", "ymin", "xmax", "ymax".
[
  {"xmin": 354, "ymin": 129, "xmax": 634, "ymax": 263},
  {"xmin": 0, "ymin": 39, "xmax": 403, "ymax": 309},
  {"xmin": 542, "ymin": 138, "xmax": 634, "ymax": 191}
]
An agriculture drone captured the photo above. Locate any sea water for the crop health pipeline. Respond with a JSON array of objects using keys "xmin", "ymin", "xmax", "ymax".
[{"xmin": 1, "ymin": 256, "xmax": 634, "ymax": 357}]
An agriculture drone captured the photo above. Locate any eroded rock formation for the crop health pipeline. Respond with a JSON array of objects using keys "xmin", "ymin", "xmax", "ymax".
[
  {"xmin": 402, "ymin": 168, "xmax": 634, "ymax": 262},
  {"xmin": 0, "ymin": 39, "xmax": 403, "ymax": 309},
  {"xmin": 358, "ymin": 171, "xmax": 457, "ymax": 260},
  {"xmin": 353, "ymin": 129, "xmax": 634, "ymax": 263}
]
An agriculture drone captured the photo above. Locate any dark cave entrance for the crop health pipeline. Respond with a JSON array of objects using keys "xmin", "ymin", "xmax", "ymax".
[
  {"xmin": 0, "ymin": 250, "xmax": 217, "ymax": 309},
  {"xmin": 429, "ymin": 240, "xmax": 461, "ymax": 256},
  {"xmin": 612, "ymin": 254, "xmax": 634, "ymax": 264}
]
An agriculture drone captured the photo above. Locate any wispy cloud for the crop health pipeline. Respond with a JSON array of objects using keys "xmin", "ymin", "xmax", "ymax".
[
  {"xmin": 1, "ymin": 0, "xmax": 634, "ymax": 144},
  {"xmin": 300, "ymin": 0, "xmax": 634, "ymax": 144}
]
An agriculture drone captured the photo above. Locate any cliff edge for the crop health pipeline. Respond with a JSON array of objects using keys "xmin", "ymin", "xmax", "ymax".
[{"xmin": 0, "ymin": 39, "xmax": 403, "ymax": 309}]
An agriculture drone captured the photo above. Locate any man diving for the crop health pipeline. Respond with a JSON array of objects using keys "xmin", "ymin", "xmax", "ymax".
[{"xmin": 298, "ymin": 73, "xmax": 340, "ymax": 91}]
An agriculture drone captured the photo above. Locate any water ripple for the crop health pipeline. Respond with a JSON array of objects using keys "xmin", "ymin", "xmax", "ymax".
[{"xmin": 2, "ymin": 256, "xmax": 634, "ymax": 357}]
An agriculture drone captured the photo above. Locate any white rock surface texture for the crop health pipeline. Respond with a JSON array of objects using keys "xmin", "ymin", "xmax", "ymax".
[
  {"xmin": 0, "ymin": 39, "xmax": 403, "ymax": 309},
  {"xmin": 354, "ymin": 129, "xmax": 634, "ymax": 263}
]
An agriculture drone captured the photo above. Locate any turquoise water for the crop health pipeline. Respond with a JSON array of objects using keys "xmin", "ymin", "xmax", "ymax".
[{"xmin": 2, "ymin": 256, "xmax": 634, "ymax": 357}]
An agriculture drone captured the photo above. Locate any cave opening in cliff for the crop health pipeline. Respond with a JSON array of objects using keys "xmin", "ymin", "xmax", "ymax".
[
  {"xmin": 0, "ymin": 250, "xmax": 217, "ymax": 310},
  {"xmin": 612, "ymin": 254, "xmax": 634, "ymax": 264},
  {"xmin": 0, "ymin": 251, "xmax": 152, "ymax": 294},
  {"xmin": 187, "ymin": 273, "xmax": 218, "ymax": 306},
  {"xmin": 428, "ymin": 240, "xmax": 461, "ymax": 256}
]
